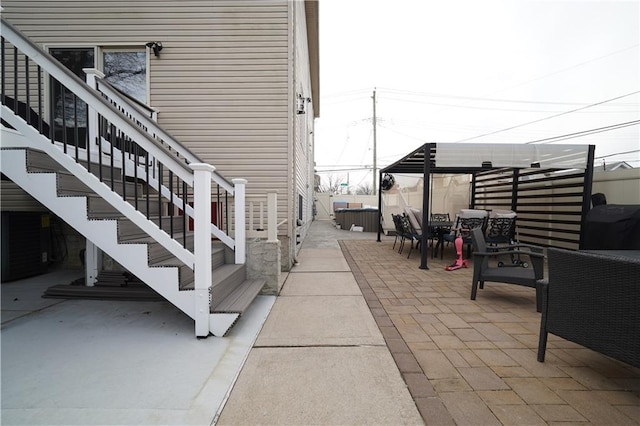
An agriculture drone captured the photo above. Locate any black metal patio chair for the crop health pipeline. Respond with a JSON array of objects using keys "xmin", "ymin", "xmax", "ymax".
[
  {"xmin": 441, "ymin": 212, "xmax": 488, "ymax": 259},
  {"xmin": 391, "ymin": 214, "xmax": 406, "ymax": 252}
]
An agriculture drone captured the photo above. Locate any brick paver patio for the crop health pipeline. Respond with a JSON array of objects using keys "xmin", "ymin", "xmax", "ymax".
[{"xmin": 340, "ymin": 239, "xmax": 640, "ymax": 425}]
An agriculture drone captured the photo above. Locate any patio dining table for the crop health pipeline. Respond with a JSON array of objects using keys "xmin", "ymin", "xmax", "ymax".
[{"xmin": 428, "ymin": 221, "xmax": 453, "ymax": 258}]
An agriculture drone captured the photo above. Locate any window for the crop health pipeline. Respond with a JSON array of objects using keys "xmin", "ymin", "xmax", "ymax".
[
  {"xmin": 49, "ymin": 48, "xmax": 95, "ymax": 146},
  {"xmin": 49, "ymin": 47, "xmax": 148, "ymax": 146},
  {"xmin": 298, "ymin": 194, "xmax": 304, "ymax": 222},
  {"xmin": 102, "ymin": 50, "xmax": 147, "ymax": 104}
]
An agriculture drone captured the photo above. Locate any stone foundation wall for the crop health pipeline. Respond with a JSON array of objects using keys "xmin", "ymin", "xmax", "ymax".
[
  {"xmin": 279, "ymin": 235, "xmax": 293, "ymax": 272},
  {"xmin": 247, "ymin": 238, "xmax": 282, "ymax": 295}
]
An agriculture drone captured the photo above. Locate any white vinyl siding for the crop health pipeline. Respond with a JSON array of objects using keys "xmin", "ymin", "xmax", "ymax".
[
  {"xmin": 2, "ymin": 1, "xmax": 319, "ymax": 266},
  {"xmin": 291, "ymin": 1, "xmax": 315, "ymax": 242},
  {"xmin": 0, "ymin": 181, "xmax": 48, "ymax": 212},
  {"xmin": 3, "ymin": 1, "xmax": 291, "ymax": 198}
]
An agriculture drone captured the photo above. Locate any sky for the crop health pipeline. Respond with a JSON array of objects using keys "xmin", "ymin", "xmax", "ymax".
[{"xmin": 314, "ymin": 0, "xmax": 640, "ymax": 191}]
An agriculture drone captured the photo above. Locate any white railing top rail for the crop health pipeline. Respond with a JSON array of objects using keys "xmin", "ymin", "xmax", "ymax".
[
  {"xmin": 1, "ymin": 16, "xmax": 246, "ymax": 260},
  {"xmin": 94, "ymin": 76, "xmax": 234, "ymax": 193},
  {"xmin": 1, "ymin": 17, "xmax": 194, "ymax": 183}
]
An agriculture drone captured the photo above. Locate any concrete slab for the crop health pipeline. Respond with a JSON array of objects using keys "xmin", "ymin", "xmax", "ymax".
[
  {"xmin": 1, "ymin": 273, "xmax": 275, "ymax": 426},
  {"xmin": 280, "ymin": 272, "xmax": 361, "ymax": 296},
  {"xmin": 296, "ymin": 247, "xmax": 347, "ymax": 258},
  {"xmin": 1, "ymin": 269, "xmax": 82, "ymax": 325},
  {"xmin": 216, "ymin": 346, "xmax": 423, "ymax": 425},
  {"xmin": 293, "ymin": 248, "xmax": 350, "ymax": 272},
  {"xmin": 255, "ymin": 295, "xmax": 384, "ymax": 347}
]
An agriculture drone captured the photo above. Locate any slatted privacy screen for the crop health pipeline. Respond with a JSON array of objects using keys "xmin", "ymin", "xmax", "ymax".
[{"xmin": 473, "ymin": 167, "xmax": 590, "ymax": 250}]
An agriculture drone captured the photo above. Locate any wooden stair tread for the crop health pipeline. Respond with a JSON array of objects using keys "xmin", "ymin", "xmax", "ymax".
[
  {"xmin": 11, "ymin": 148, "xmax": 265, "ymax": 336},
  {"xmin": 211, "ymin": 278, "xmax": 265, "ymax": 314}
]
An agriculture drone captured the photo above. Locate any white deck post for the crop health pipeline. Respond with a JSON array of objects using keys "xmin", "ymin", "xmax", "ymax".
[
  {"xmin": 232, "ymin": 178, "xmax": 247, "ymax": 264},
  {"xmin": 82, "ymin": 68, "xmax": 104, "ymax": 158},
  {"xmin": 191, "ymin": 163, "xmax": 215, "ymax": 337},
  {"xmin": 84, "ymin": 240, "xmax": 100, "ymax": 287},
  {"xmin": 267, "ymin": 192, "xmax": 278, "ymax": 242}
]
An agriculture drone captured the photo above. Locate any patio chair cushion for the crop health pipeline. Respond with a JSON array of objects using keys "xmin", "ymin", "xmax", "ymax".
[{"xmin": 404, "ymin": 207, "xmax": 423, "ymax": 233}]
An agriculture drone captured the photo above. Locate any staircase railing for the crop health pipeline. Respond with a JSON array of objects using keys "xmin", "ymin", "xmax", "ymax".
[{"xmin": 0, "ymin": 17, "xmax": 246, "ymax": 336}]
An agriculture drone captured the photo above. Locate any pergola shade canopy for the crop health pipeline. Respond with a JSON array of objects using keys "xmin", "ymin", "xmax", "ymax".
[
  {"xmin": 377, "ymin": 142, "xmax": 596, "ymax": 270},
  {"xmin": 382, "ymin": 143, "xmax": 592, "ymax": 174}
]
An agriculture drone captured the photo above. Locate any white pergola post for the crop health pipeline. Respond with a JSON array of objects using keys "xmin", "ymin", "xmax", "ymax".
[
  {"xmin": 232, "ymin": 178, "xmax": 247, "ymax": 264},
  {"xmin": 190, "ymin": 163, "xmax": 215, "ymax": 337}
]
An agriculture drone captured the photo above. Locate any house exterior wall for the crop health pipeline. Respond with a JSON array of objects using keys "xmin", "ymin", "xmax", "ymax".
[
  {"xmin": 592, "ymin": 168, "xmax": 640, "ymax": 204},
  {"xmin": 0, "ymin": 181, "xmax": 49, "ymax": 212},
  {"xmin": 289, "ymin": 0, "xmax": 315, "ymax": 261},
  {"xmin": 2, "ymin": 0, "xmax": 318, "ymax": 271}
]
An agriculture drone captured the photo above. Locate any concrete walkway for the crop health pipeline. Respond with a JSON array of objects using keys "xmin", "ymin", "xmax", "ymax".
[
  {"xmin": 220, "ymin": 220, "xmax": 640, "ymax": 425},
  {"xmin": 217, "ymin": 222, "xmax": 422, "ymax": 424}
]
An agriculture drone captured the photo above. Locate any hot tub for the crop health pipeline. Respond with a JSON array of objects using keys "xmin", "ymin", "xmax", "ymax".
[{"xmin": 334, "ymin": 208, "xmax": 379, "ymax": 232}]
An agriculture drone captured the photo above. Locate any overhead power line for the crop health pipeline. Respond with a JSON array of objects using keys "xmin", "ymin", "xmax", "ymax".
[
  {"xmin": 377, "ymin": 87, "xmax": 638, "ymax": 107},
  {"xmin": 524, "ymin": 120, "xmax": 640, "ymax": 144},
  {"xmin": 380, "ymin": 94, "xmax": 638, "ymax": 113},
  {"xmin": 453, "ymin": 91, "xmax": 640, "ymax": 143},
  {"xmin": 595, "ymin": 149, "xmax": 640, "ymax": 160}
]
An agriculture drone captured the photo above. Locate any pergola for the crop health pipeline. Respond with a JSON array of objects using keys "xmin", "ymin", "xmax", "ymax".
[{"xmin": 377, "ymin": 142, "xmax": 596, "ymax": 269}]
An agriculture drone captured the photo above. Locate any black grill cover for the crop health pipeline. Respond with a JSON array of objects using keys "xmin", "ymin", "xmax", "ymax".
[{"xmin": 582, "ymin": 204, "xmax": 640, "ymax": 250}]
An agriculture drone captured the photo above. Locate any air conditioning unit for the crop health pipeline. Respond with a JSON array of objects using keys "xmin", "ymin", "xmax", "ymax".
[{"xmin": 1, "ymin": 212, "xmax": 51, "ymax": 281}]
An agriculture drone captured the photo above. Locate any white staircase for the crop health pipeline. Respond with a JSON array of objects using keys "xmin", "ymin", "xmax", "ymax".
[{"xmin": 0, "ymin": 17, "xmax": 265, "ymax": 337}]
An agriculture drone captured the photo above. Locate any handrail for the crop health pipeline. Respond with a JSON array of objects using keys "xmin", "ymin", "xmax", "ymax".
[
  {"xmin": 1, "ymin": 16, "xmax": 243, "ymax": 250},
  {"xmin": 0, "ymin": 17, "xmax": 193, "ymax": 181},
  {"xmin": 95, "ymin": 75, "xmax": 235, "ymax": 193},
  {"xmin": 95, "ymin": 77, "xmax": 201, "ymax": 163},
  {"xmin": 100, "ymin": 78, "xmax": 157, "ymax": 118}
]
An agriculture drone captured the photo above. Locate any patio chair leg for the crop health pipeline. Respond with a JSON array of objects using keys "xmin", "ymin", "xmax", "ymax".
[
  {"xmin": 537, "ymin": 328, "xmax": 548, "ymax": 362},
  {"xmin": 537, "ymin": 281, "xmax": 549, "ymax": 362},
  {"xmin": 535, "ymin": 282, "xmax": 543, "ymax": 313},
  {"xmin": 471, "ymin": 280, "xmax": 479, "ymax": 300}
]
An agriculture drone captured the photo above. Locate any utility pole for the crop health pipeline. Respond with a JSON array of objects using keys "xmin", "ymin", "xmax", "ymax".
[{"xmin": 372, "ymin": 88, "xmax": 377, "ymax": 195}]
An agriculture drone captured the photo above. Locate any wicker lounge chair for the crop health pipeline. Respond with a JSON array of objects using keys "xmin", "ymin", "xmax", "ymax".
[{"xmin": 537, "ymin": 248, "xmax": 640, "ymax": 368}]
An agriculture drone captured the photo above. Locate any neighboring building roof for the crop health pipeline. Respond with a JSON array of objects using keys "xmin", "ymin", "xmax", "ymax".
[{"xmin": 594, "ymin": 161, "xmax": 633, "ymax": 172}]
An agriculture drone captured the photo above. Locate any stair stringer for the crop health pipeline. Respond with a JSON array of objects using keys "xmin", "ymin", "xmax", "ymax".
[
  {"xmin": 0, "ymin": 109, "xmax": 194, "ymax": 268},
  {"xmin": 209, "ymin": 313, "xmax": 241, "ymax": 337},
  {"xmin": 0, "ymin": 148, "xmax": 196, "ymax": 319}
]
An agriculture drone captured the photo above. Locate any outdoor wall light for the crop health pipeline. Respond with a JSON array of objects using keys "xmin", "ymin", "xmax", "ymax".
[
  {"xmin": 145, "ymin": 42, "xmax": 163, "ymax": 57},
  {"xmin": 296, "ymin": 94, "xmax": 306, "ymax": 114}
]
